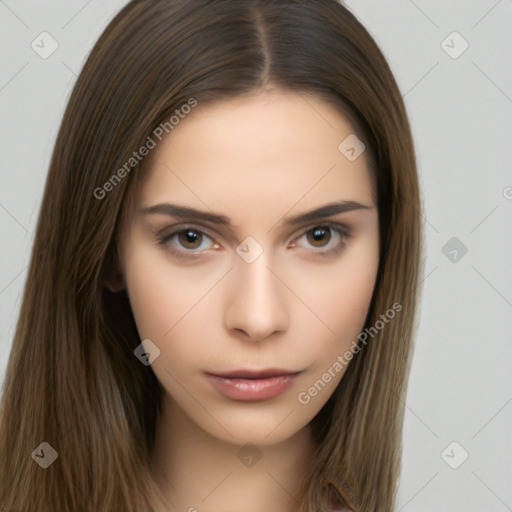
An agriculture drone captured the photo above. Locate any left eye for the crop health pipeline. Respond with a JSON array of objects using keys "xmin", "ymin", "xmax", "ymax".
[
  {"xmin": 306, "ymin": 226, "xmax": 333, "ymax": 247},
  {"xmin": 293, "ymin": 225, "xmax": 348, "ymax": 251}
]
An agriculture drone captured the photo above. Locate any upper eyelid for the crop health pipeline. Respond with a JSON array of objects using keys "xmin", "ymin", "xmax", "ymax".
[{"xmin": 156, "ymin": 223, "xmax": 217, "ymax": 242}]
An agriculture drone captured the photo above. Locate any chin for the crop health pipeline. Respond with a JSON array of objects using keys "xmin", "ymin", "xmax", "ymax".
[{"xmin": 197, "ymin": 407, "xmax": 314, "ymax": 447}]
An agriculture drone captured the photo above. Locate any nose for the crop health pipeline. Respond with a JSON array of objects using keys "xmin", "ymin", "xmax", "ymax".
[{"xmin": 223, "ymin": 253, "xmax": 290, "ymax": 343}]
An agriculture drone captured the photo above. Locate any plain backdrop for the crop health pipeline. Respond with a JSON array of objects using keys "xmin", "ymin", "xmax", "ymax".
[{"xmin": 1, "ymin": 1, "xmax": 511, "ymax": 511}]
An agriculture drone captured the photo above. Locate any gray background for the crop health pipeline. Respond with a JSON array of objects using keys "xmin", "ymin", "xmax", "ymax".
[{"xmin": 1, "ymin": 1, "xmax": 511, "ymax": 510}]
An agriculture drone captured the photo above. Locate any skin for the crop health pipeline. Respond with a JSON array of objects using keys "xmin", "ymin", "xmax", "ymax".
[{"xmin": 116, "ymin": 89, "xmax": 380, "ymax": 512}]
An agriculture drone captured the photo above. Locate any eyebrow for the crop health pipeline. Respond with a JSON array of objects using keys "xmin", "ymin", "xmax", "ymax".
[{"xmin": 141, "ymin": 200, "xmax": 373, "ymax": 227}]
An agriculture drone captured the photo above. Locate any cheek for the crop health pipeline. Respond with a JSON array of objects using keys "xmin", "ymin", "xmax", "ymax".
[
  {"xmin": 287, "ymin": 244, "xmax": 379, "ymax": 409},
  {"xmin": 284, "ymin": 236, "xmax": 379, "ymax": 353},
  {"xmin": 123, "ymin": 241, "xmax": 220, "ymax": 340},
  {"xmin": 125, "ymin": 263, "xmax": 182, "ymax": 341},
  {"xmin": 324, "ymin": 260, "xmax": 377, "ymax": 336}
]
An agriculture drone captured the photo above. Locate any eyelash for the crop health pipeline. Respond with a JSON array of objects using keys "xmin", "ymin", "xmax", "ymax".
[{"xmin": 156, "ymin": 223, "xmax": 352, "ymax": 260}]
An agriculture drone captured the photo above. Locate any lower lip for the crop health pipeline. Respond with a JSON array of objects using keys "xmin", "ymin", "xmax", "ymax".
[{"xmin": 206, "ymin": 373, "xmax": 298, "ymax": 401}]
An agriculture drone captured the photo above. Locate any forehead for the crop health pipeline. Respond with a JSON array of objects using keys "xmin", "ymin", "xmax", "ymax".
[{"xmin": 138, "ymin": 90, "xmax": 374, "ymax": 223}]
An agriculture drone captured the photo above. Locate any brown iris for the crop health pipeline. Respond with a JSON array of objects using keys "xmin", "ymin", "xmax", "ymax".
[
  {"xmin": 306, "ymin": 226, "xmax": 331, "ymax": 247},
  {"xmin": 178, "ymin": 229, "xmax": 202, "ymax": 249}
]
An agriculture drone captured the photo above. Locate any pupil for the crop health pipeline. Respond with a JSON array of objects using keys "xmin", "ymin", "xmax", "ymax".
[
  {"xmin": 180, "ymin": 229, "xmax": 201, "ymax": 248},
  {"xmin": 308, "ymin": 227, "xmax": 331, "ymax": 247}
]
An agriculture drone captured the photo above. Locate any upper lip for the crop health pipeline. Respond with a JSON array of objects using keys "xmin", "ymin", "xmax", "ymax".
[{"xmin": 208, "ymin": 368, "xmax": 301, "ymax": 380}]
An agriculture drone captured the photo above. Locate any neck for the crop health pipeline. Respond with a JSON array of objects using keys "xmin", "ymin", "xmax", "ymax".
[{"xmin": 149, "ymin": 395, "xmax": 317, "ymax": 512}]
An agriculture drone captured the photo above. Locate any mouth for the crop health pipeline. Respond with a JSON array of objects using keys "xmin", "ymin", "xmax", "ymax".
[{"xmin": 205, "ymin": 368, "xmax": 301, "ymax": 402}]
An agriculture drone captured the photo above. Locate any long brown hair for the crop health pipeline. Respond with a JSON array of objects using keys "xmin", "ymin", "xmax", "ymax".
[{"xmin": 0, "ymin": 1, "xmax": 422, "ymax": 510}]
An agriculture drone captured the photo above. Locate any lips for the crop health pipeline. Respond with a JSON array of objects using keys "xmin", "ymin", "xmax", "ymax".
[
  {"xmin": 206, "ymin": 368, "xmax": 301, "ymax": 402},
  {"xmin": 212, "ymin": 368, "xmax": 298, "ymax": 379}
]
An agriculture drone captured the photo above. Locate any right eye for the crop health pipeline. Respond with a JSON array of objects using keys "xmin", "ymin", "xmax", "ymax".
[{"xmin": 157, "ymin": 226, "xmax": 220, "ymax": 258}]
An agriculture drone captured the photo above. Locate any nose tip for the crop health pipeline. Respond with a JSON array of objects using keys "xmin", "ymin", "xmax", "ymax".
[{"xmin": 223, "ymin": 256, "xmax": 289, "ymax": 343}]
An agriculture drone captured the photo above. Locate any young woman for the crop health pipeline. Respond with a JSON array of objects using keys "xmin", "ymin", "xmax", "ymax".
[{"xmin": 0, "ymin": 1, "xmax": 423, "ymax": 511}]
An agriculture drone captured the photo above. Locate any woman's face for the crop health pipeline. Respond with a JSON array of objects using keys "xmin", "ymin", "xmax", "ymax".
[{"xmin": 119, "ymin": 89, "xmax": 380, "ymax": 446}]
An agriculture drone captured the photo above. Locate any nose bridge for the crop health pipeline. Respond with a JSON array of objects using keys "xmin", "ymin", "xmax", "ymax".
[{"xmin": 224, "ymin": 248, "xmax": 289, "ymax": 341}]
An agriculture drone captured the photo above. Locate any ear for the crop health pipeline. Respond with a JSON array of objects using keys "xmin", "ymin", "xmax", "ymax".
[
  {"xmin": 105, "ymin": 269, "xmax": 126, "ymax": 293},
  {"xmin": 104, "ymin": 247, "xmax": 126, "ymax": 293}
]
